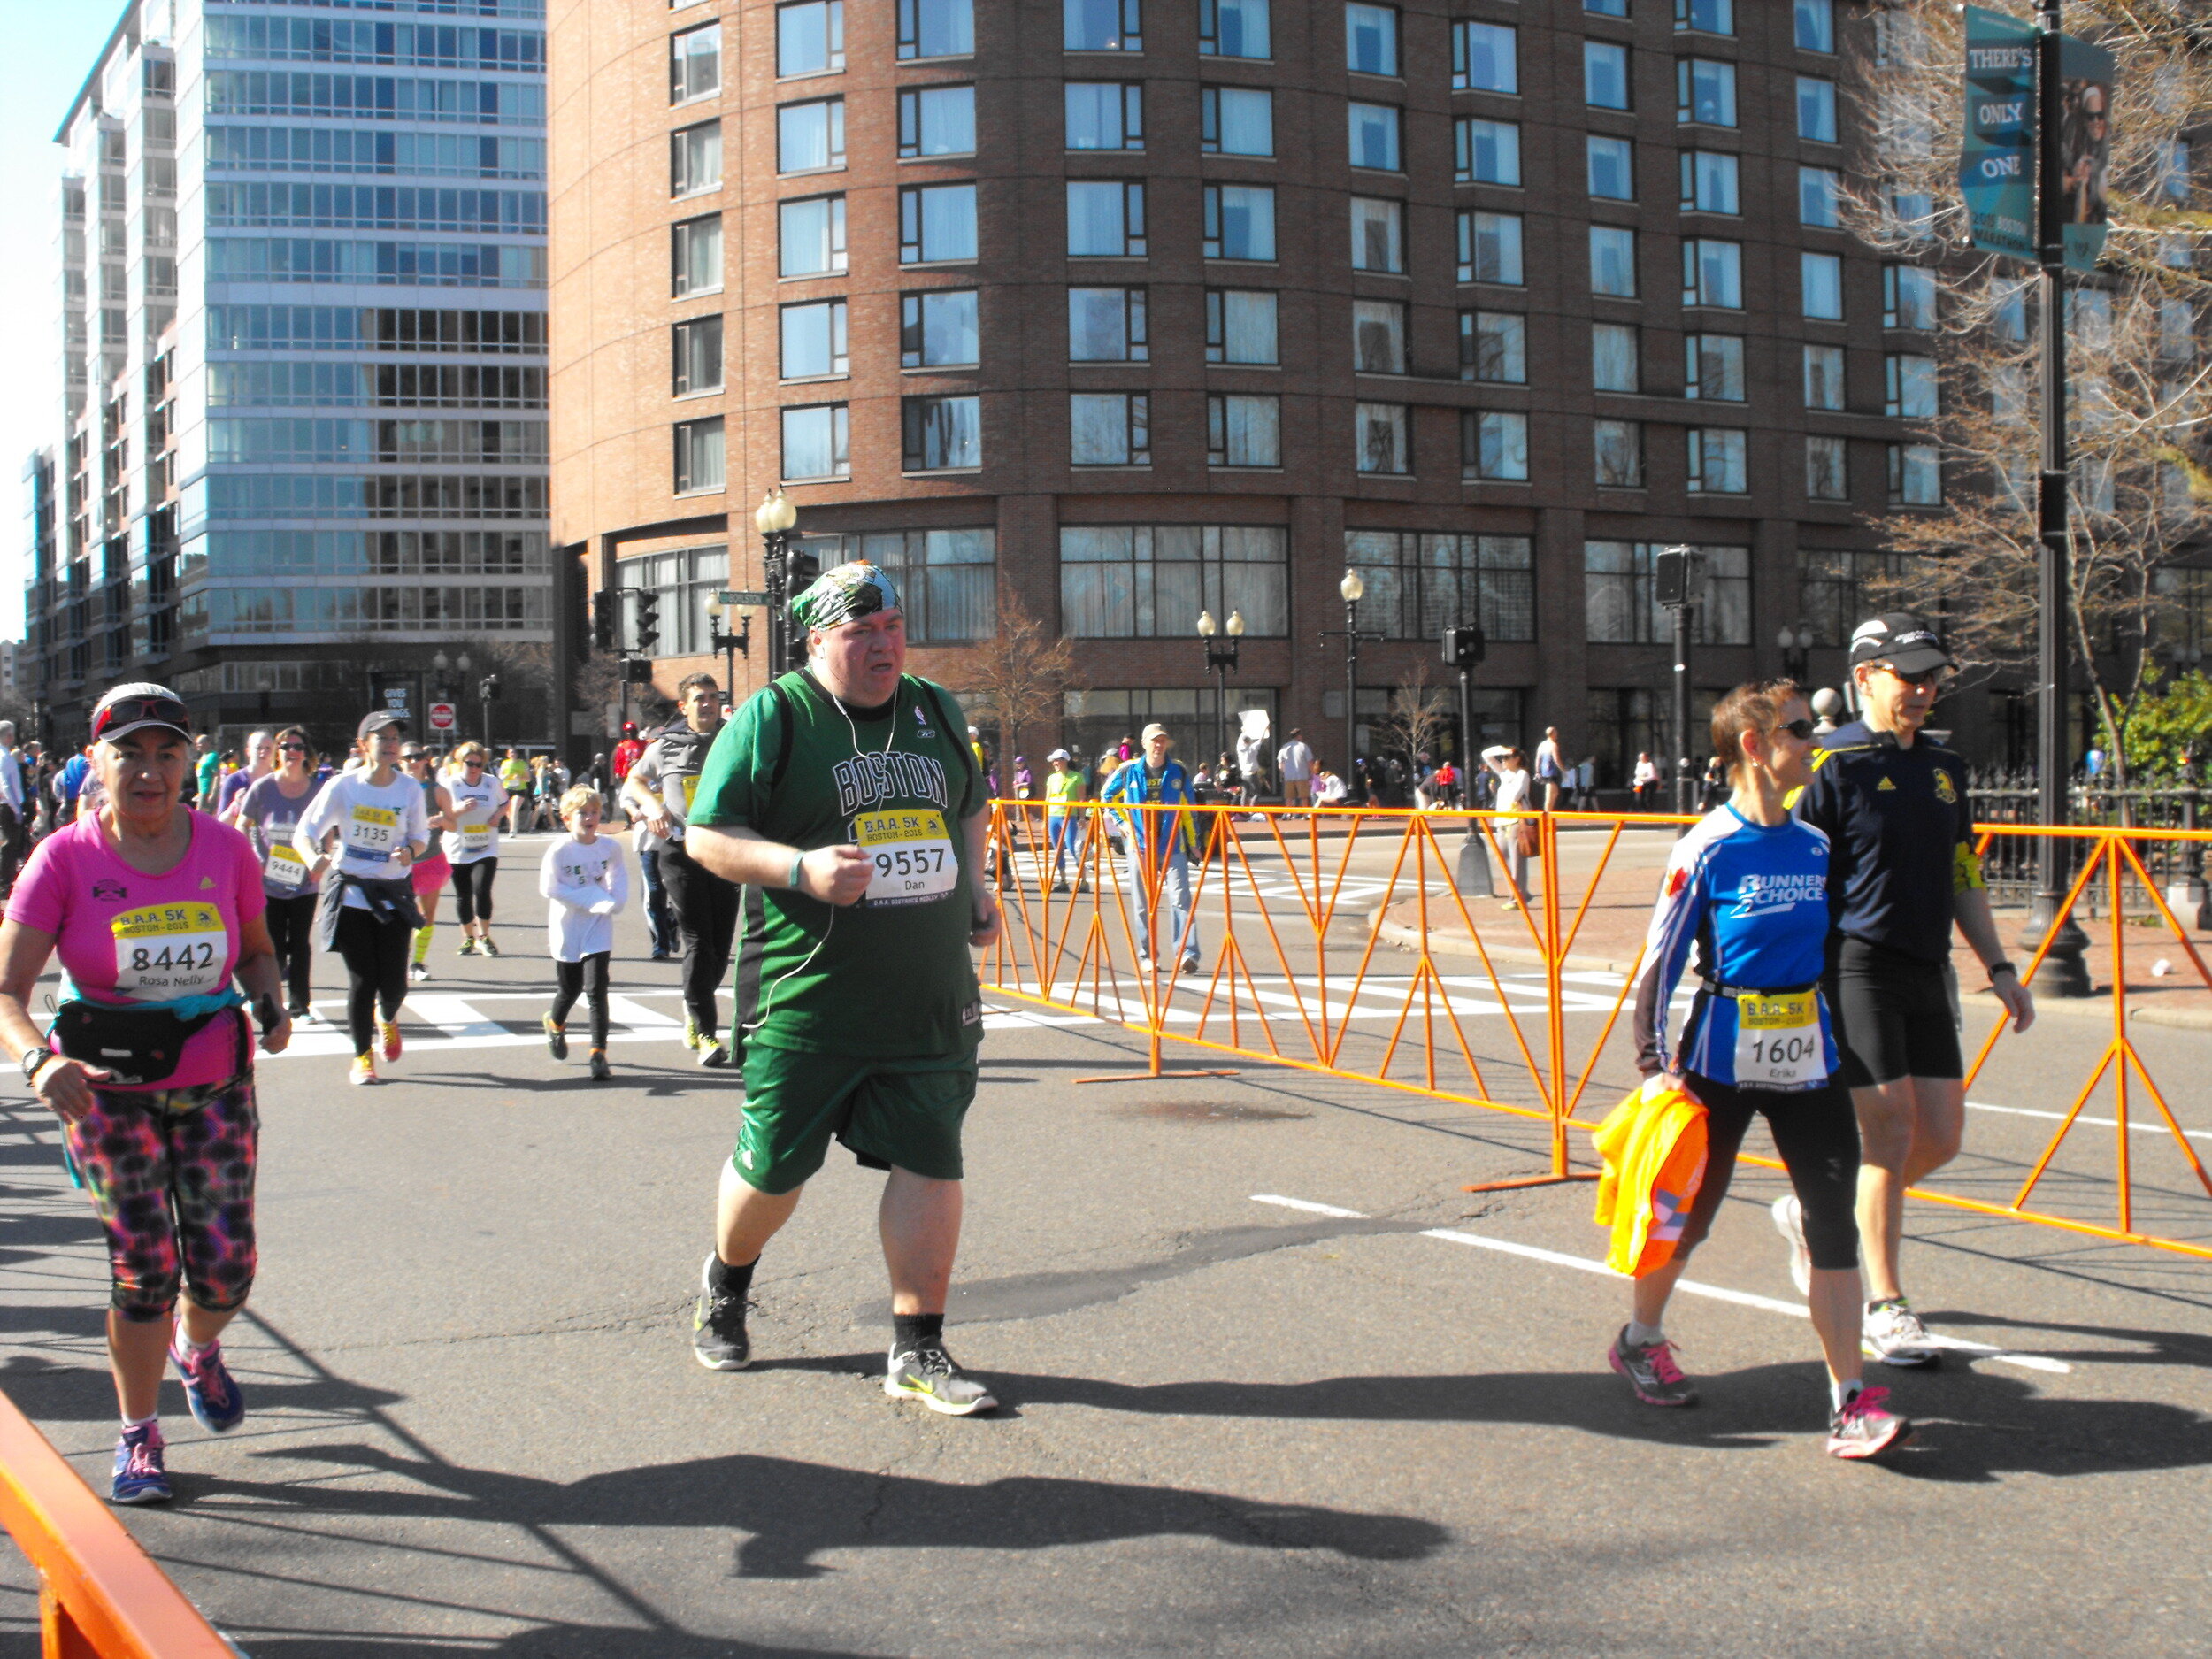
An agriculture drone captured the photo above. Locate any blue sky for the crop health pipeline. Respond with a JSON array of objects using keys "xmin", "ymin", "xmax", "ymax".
[{"xmin": 0, "ymin": 0, "xmax": 131, "ymax": 640}]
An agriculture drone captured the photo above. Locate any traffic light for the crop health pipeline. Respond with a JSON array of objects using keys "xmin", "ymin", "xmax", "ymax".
[
  {"xmin": 634, "ymin": 588, "xmax": 661, "ymax": 657},
  {"xmin": 593, "ymin": 599, "xmax": 616, "ymax": 653},
  {"xmin": 480, "ymin": 673, "xmax": 502, "ymax": 703},
  {"xmin": 1654, "ymin": 546, "xmax": 1693, "ymax": 608},
  {"xmin": 1442, "ymin": 626, "xmax": 1486, "ymax": 671},
  {"xmin": 625, "ymin": 658, "xmax": 654, "ymax": 685},
  {"xmin": 785, "ymin": 548, "xmax": 821, "ymax": 595}
]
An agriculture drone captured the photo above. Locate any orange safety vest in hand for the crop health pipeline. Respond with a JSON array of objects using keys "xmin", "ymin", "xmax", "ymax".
[{"xmin": 1592, "ymin": 1080, "xmax": 1709, "ymax": 1279}]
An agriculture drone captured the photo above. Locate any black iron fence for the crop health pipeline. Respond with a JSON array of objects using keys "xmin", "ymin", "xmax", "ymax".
[{"xmin": 1967, "ymin": 769, "xmax": 2212, "ymax": 915}]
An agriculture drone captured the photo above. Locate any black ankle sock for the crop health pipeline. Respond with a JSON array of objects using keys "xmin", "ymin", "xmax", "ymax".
[
  {"xmin": 894, "ymin": 1312, "xmax": 944, "ymax": 1352},
  {"xmin": 708, "ymin": 1254, "xmax": 756, "ymax": 1298}
]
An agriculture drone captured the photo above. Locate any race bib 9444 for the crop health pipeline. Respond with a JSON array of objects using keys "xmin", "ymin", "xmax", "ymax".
[
  {"xmin": 111, "ymin": 902, "xmax": 228, "ymax": 998},
  {"xmin": 855, "ymin": 809, "xmax": 956, "ymax": 905}
]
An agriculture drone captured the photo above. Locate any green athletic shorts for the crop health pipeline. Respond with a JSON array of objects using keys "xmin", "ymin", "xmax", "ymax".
[{"xmin": 732, "ymin": 1042, "xmax": 979, "ymax": 1194}]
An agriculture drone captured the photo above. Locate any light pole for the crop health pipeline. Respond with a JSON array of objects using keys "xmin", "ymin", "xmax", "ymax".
[
  {"xmin": 1778, "ymin": 621, "xmax": 1814, "ymax": 686},
  {"xmin": 431, "ymin": 650, "xmax": 451, "ymax": 754},
  {"xmin": 1655, "ymin": 545, "xmax": 1697, "ymax": 815},
  {"xmin": 1196, "ymin": 607, "xmax": 1243, "ymax": 769},
  {"xmin": 455, "ymin": 651, "xmax": 472, "ymax": 744},
  {"xmin": 704, "ymin": 594, "xmax": 751, "ymax": 700},
  {"xmin": 1318, "ymin": 569, "xmax": 1387, "ymax": 803},
  {"xmin": 756, "ymin": 488, "xmax": 799, "ymax": 676}
]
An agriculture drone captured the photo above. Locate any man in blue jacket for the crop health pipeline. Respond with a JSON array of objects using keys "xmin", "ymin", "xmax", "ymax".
[{"xmin": 1101, "ymin": 723, "xmax": 1202, "ymax": 973}]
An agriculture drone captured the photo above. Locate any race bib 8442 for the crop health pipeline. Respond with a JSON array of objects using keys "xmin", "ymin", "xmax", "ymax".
[{"xmin": 111, "ymin": 902, "xmax": 228, "ymax": 997}]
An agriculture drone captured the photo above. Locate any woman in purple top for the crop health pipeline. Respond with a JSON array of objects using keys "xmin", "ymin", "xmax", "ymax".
[{"xmin": 236, "ymin": 726, "xmax": 321, "ymax": 1022}]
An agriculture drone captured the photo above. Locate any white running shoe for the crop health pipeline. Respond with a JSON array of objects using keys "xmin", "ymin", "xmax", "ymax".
[
  {"xmin": 886, "ymin": 1343, "xmax": 997, "ymax": 1417},
  {"xmin": 1771, "ymin": 1194, "xmax": 1813, "ymax": 1296},
  {"xmin": 1863, "ymin": 1298, "xmax": 1943, "ymax": 1368}
]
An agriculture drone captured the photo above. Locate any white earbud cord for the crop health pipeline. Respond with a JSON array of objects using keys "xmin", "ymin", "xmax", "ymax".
[{"xmin": 740, "ymin": 674, "xmax": 900, "ymax": 1033}]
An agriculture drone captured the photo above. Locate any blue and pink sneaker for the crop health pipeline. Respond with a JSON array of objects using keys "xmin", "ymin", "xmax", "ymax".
[
  {"xmin": 171, "ymin": 1338, "xmax": 246, "ymax": 1435},
  {"xmin": 111, "ymin": 1422, "xmax": 171, "ymax": 1505},
  {"xmin": 1827, "ymin": 1386, "xmax": 1913, "ymax": 1460}
]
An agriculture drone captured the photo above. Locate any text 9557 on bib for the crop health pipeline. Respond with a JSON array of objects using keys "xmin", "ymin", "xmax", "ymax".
[{"xmin": 855, "ymin": 809, "xmax": 956, "ymax": 905}]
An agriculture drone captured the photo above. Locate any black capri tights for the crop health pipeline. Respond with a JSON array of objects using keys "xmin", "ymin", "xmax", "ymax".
[
  {"xmin": 334, "ymin": 906, "xmax": 411, "ymax": 1056},
  {"xmin": 1675, "ymin": 1073, "xmax": 1862, "ymax": 1271},
  {"xmin": 451, "ymin": 858, "xmax": 498, "ymax": 926},
  {"xmin": 551, "ymin": 951, "xmax": 611, "ymax": 1048}
]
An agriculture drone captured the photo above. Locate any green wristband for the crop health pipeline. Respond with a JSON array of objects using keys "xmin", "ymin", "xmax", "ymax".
[{"xmin": 787, "ymin": 850, "xmax": 806, "ymax": 890}]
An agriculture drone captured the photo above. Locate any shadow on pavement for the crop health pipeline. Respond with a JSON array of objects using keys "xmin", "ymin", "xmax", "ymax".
[
  {"xmin": 238, "ymin": 1629, "xmax": 888, "ymax": 1658},
  {"xmin": 189, "ymin": 1446, "xmax": 1451, "ymax": 1579},
  {"xmin": 1930, "ymin": 1310, "xmax": 2212, "ymax": 1371},
  {"xmin": 0, "ymin": 1358, "xmax": 403, "ymax": 1422}
]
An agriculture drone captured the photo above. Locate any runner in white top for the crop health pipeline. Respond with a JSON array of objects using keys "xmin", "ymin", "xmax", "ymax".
[
  {"xmin": 538, "ymin": 786, "xmax": 630, "ymax": 1082},
  {"xmin": 443, "ymin": 741, "xmax": 507, "ymax": 958}
]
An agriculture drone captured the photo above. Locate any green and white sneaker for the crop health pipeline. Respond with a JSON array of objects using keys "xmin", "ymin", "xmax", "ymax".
[
  {"xmin": 681, "ymin": 1015, "xmax": 703, "ymax": 1053},
  {"xmin": 886, "ymin": 1341, "xmax": 997, "ymax": 1417},
  {"xmin": 1863, "ymin": 1298, "xmax": 1943, "ymax": 1368}
]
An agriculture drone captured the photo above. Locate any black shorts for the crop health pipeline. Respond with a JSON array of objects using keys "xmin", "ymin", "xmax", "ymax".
[
  {"xmin": 1677, "ymin": 1072, "xmax": 1861, "ymax": 1271},
  {"xmin": 1824, "ymin": 936, "xmax": 1962, "ymax": 1089}
]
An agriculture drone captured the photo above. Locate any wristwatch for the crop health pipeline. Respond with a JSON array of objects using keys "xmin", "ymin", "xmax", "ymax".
[
  {"xmin": 1987, "ymin": 960, "xmax": 2019, "ymax": 982},
  {"xmin": 19, "ymin": 1045, "xmax": 50, "ymax": 1086}
]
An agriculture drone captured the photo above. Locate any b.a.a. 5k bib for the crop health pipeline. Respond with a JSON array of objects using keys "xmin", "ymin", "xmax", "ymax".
[{"xmin": 855, "ymin": 809, "xmax": 956, "ymax": 905}]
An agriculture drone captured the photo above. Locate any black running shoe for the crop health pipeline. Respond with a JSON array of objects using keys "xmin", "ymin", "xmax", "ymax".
[
  {"xmin": 543, "ymin": 1015, "xmax": 567, "ymax": 1061},
  {"xmin": 589, "ymin": 1049, "xmax": 612, "ymax": 1081},
  {"xmin": 692, "ymin": 1254, "xmax": 749, "ymax": 1371}
]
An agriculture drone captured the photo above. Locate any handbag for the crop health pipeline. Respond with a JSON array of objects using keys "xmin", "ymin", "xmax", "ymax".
[{"xmin": 1513, "ymin": 818, "xmax": 1540, "ymax": 857}]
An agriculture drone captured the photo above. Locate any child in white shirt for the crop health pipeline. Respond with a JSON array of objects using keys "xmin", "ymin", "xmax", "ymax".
[{"xmin": 539, "ymin": 785, "xmax": 630, "ymax": 1080}]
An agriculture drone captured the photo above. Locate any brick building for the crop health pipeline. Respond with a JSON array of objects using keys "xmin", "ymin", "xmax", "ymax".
[{"xmin": 551, "ymin": 0, "xmax": 1936, "ymax": 784}]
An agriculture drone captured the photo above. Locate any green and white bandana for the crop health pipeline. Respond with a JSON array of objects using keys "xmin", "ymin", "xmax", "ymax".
[{"xmin": 790, "ymin": 561, "xmax": 902, "ymax": 632}]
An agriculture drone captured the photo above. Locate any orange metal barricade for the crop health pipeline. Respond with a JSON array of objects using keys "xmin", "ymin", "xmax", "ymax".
[
  {"xmin": 980, "ymin": 801, "xmax": 2212, "ymax": 1260},
  {"xmin": 0, "ymin": 1386, "xmax": 236, "ymax": 1657}
]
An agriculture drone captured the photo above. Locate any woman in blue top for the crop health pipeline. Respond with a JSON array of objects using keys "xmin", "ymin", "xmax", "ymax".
[{"xmin": 1617, "ymin": 680, "xmax": 1909, "ymax": 1460}]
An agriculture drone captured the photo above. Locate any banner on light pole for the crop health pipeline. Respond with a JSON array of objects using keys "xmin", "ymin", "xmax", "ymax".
[
  {"xmin": 2056, "ymin": 32, "xmax": 2115, "ymax": 273},
  {"xmin": 1961, "ymin": 6, "xmax": 2038, "ymax": 261}
]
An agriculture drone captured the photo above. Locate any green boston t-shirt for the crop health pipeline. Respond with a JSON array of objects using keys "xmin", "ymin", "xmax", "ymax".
[{"xmin": 690, "ymin": 670, "xmax": 987, "ymax": 1057}]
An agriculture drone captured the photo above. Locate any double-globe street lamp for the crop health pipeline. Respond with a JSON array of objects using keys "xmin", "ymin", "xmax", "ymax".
[
  {"xmin": 1778, "ymin": 621, "xmax": 1815, "ymax": 686},
  {"xmin": 431, "ymin": 649, "xmax": 471, "ymax": 751},
  {"xmin": 757, "ymin": 488, "xmax": 801, "ymax": 677},
  {"xmin": 1195, "ymin": 607, "xmax": 1244, "ymax": 775},
  {"xmin": 1319, "ymin": 569, "xmax": 1388, "ymax": 802}
]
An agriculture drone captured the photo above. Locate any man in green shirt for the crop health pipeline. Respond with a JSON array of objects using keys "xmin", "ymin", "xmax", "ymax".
[
  {"xmin": 1043, "ymin": 747, "xmax": 1088, "ymax": 891},
  {"xmin": 680, "ymin": 560, "xmax": 1002, "ymax": 1416}
]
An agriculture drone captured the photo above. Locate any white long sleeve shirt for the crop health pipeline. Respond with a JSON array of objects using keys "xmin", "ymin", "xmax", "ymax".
[
  {"xmin": 539, "ymin": 833, "xmax": 629, "ymax": 961},
  {"xmin": 295, "ymin": 770, "xmax": 429, "ymax": 907}
]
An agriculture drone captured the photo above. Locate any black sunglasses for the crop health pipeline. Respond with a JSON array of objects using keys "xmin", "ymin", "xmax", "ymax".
[
  {"xmin": 1774, "ymin": 718, "xmax": 1817, "ymax": 741},
  {"xmin": 1879, "ymin": 664, "xmax": 1949, "ymax": 687},
  {"xmin": 279, "ymin": 742, "xmax": 309, "ymax": 753}
]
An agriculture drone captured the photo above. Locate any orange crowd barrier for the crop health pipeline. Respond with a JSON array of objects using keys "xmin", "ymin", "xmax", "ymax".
[
  {"xmin": 0, "ymin": 1386, "xmax": 235, "ymax": 1656},
  {"xmin": 979, "ymin": 801, "xmax": 2212, "ymax": 1261}
]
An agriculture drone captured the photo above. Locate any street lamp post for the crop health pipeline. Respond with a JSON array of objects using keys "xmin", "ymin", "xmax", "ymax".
[
  {"xmin": 455, "ymin": 652, "xmax": 472, "ymax": 744},
  {"xmin": 431, "ymin": 650, "xmax": 451, "ymax": 754},
  {"xmin": 1778, "ymin": 621, "xmax": 1814, "ymax": 686},
  {"xmin": 1195, "ymin": 608, "xmax": 1243, "ymax": 770},
  {"xmin": 756, "ymin": 488, "xmax": 799, "ymax": 676},
  {"xmin": 704, "ymin": 595, "xmax": 752, "ymax": 700},
  {"xmin": 1318, "ymin": 569, "xmax": 1387, "ymax": 803}
]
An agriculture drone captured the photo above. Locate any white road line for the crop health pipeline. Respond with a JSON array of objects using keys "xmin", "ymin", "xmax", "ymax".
[
  {"xmin": 1968, "ymin": 1098, "xmax": 2212, "ymax": 1145},
  {"xmin": 1249, "ymin": 1194, "xmax": 2071, "ymax": 1375},
  {"xmin": 604, "ymin": 995, "xmax": 682, "ymax": 1028},
  {"xmin": 396, "ymin": 995, "xmax": 506, "ymax": 1041}
]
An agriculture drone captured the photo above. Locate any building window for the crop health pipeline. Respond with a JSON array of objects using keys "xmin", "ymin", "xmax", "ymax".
[
  {"xmin": 1069, "ymin": 287, "xmax": 1147, "ymax": 360},
  {"xmin": 1463, "ymin": 311, "xmax": 1526, "ymax": 382},
  {"xmin": 1201, "ymin": 86, "xmax": 1273, "ymax": 155},
  {"xmin": 1594, "ymin": 419, "xmax": 1643, "ymax": 487},
  {"xmin": 673, "ymin": 315, "xmax": 724, "ymax": 394},
  {"xmin": 1675, "ymin": 0, "xmax": 1732, "ymax": 34},
  {"xmin": 902, "ymin": 183, "xmax": 978, "ymax": 263},
  {"xmin": 1885, "ymin": 353, "xmax": 1937, "ymax": 418},
  {"xmin": 1585, "ymin": 41, "xmax": 1631, "ymax": 110},
  {"xmin": 1344, "ymin": 530, "xmax": 1534, "ymax": 640},
  {"xmin": 1806, "ymin": 435, "xmax": 1847, "ymax": 501},
  {"xmin": 1683, "ymin": 238, "xmax": 1742, "ymax": 307},
  {"xmin": 1348, "ymin": 103, "xmax": 1403, "ymax": 171},
  {"xmin": 1067, "ymin": 0, "xmax": 1142, "ymax": 52},
  {"xmin": 1356, "ymin": 402, "xmax": 1411, "ymax": 473},
  {"xmin": 671, "ymin": 213, "xmax": 722, "ymax": 296},
  {"xmin": 1071, "ymin": 392, "xmax": 1150, "ymax": 465},
  {"xmin": 671, "ymin": 23, "xmax": 720, "ymax": 103},
  {"xmin": 1888, "ymin": 442, "xmax": 1940, "ymax": 504},
  {"xmin": 1067, "ymin": 81, "xmax": 1144, "ymax": 150},
  {"xmin": 1884, "ymin": 264, "xmax": 1936, "ymax": 329},
  {"xmin": 1802, "ymin": 251, "xmax": 1844, "ymax": 319},
  {"xmin": 1804, "ymin": 343, "xmax": 1845, "ymax": 409},
  {"xmin": 819, "ymin": 527, "xmax": 995, "ymax": 641},
  {"xmin": 781, "ymin": 298, "xmax": 850, "ymax": 378},
  {"xmin": 1679, "ymin": 149, "xmax": 1740, "ymax": 212},
  {"xmin": 1060, "ymin": 524, "xmax": 1289, "ymax": 637},
  {"xmin": 1072, "ymin": 180, "xmax": 1148, "ymax": 256},
  {"xmin": 1686, "ymin": 426, "xmax": 1748, "ymax": 493},
  {"xmin": 1592, "ymin": 321, "xmax": 1640, "ymax": 391},
  {"xmin": 1457, "ymin": 119, "xmax": 1521, "ymax": 186},
  {"xmin": 780, "ymin": 196, "xmax": 848, "ymax": 276},
  {"xmin": 1587, "ymin": 134, "xmax": 1633, "ymax": 198},
  {"xmin": 1684, "ymin": 333, "xmax": 1745, "ymax": 400},
  {"xmin": 778, "ymin": 98, "xmax": 846, "ymax": 173},
  {"xmin": 1200, "ymin": 0, "xmax": 1270, "ymax": 58},
  {"xmin": 1346, "ymin": 3, "xmax": 1398, "ymax": 74},
  {"xmin": 1797, "ymin": 76, "xmax": 1839, "ymax": 142},
  {"xmin": 1586, "ymin": 541, "xmax": 1750, "ymax": 643},
  {"xmin": 1590, "ymin": 226, "xmax": 1639, "ymax": 297},
  {"xmin": 1799, "ymin": 165, "xmax": 1841, "ymax": 227},
  {"xmin": 781, "ymin": 403, "xmax": 849, "ymax": 480},
  {"xmin": 1795, "ymin": 0, "xmax": 1834, "ymax": 53},
  {"xmin": 671, "ymin": 120, "xmax": 722, "ymax": 196},
  {"xmin": 1463, "ymin": 411, "xmax": 1527, "ymax": 480},
  {"xmin": 673, "ymin": 415, "xmax": 726, "ymax": 494},
  {"xmin": 1352, "ymin": 197, "xmax": 1407, "ymax": 273},
  {"xmin": 777, "ymin": 0, "xmax": 844, "ymax": 76},
  {"xmin": 1353, "ymin": 298, "xmax": 1407, "ymax": 373},
  {"xmin": 1677, "ymin": 58, "xmax": 1736, "ymax": 126},
  {"xmin": 899, "ymin": 0, "xmax": 973, "ymax": 59},
  {"xmin": 1586, "ymin": 0, "xmax": 1627, "ymax": 13},
  {"xmin": 901, "ymin": 288, "xmax": 980, "ymax": 366},
  {"xmin": 1203, "ymin": 183, "xmax": 1274, "ymax": 260},
  {"xmin": 899, "ymin": 85, "xmax": 976, "ymax": 157},
  {"xmin": 623, "ymin": 545, "xmax": 727, "ymax": 658},
  {"xmin": 1206, "ymin": 394, "xmax": 1281, "ymax": 465},
  {"xmin": 1800, "ymin": 548, "xmax": 1907, "ymax": 643},
  {"xmin": 903, "ymin": 394, "xmax": 982, "ymax": 470},
  {"xmin": 1453, "ymin": 22, "xmax": 1517, "ymax": 93},
  {"xmin": 1459, "ymin": 210, "xmax": 1523, "ymax": 284},
  {"xmin": 1205, "ymin": 289, "xmax": 1279, "ymax": 362}
]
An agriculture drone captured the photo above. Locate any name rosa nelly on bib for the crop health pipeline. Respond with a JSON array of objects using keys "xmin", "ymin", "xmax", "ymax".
[{"xmin": 111, "ymin": 902, "xmax": 228, "ymax": 997}]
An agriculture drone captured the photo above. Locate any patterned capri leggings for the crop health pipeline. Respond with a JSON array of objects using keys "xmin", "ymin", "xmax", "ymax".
[{"xmin": 64, "ymin": 1072, "xmax": 259, "ymax": 1323}]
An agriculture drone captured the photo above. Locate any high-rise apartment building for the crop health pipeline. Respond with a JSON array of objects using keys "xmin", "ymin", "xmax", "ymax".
[
  {"xmin": 553, "ymin": 0, "xmax": 1929, "ymax": 779},
  {"xmin": 28, "ymin": 0, "xmax": 552, "ymax": 749}
]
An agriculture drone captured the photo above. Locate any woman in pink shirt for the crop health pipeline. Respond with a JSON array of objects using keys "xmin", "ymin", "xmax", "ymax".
[{"xmin": 0, "ymin": 684, "xmax": 290, "ymax": 1505}]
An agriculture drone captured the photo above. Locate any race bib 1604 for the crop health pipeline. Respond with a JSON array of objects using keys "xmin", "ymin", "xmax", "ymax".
[
  {"xmin": 1733, "ymin": 991, "xmax": 1827, "ymax": 1089},
  {"xmin": 111, "ymin": 902, "xmax": 229, "ymax": 998},
  {"xmin": 856, "ymin": 809, "xmax": 956, "ymax": 905}
]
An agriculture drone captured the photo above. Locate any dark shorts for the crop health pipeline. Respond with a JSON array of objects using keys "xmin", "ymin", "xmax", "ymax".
[
  {"xmin": 1825, "ymin": 936, "xmax": 1962, "ymax": 1089},
  {"xmin": 732, "ymin": 1044, "xmax": 978, "ymax": 1195},
  {"xmin": 1678, "ymin": 1072, "xmax": 1861, "ymax": 1271}
]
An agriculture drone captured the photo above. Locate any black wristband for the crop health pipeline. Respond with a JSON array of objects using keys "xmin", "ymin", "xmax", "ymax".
[{"xmin": 1988, "ymin": 961, "xmax": 2018, "ymax": 980}]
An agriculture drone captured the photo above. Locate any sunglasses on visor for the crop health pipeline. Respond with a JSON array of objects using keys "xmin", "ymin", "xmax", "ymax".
[{"xmin": 91, "ymin": 695, "xmax": 191, "ymax": 742}]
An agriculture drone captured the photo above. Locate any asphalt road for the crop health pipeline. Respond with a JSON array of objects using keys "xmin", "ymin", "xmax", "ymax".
[{"xmin": 0, "ymin": 837, "xmax": 2207, "ymax": 1656}]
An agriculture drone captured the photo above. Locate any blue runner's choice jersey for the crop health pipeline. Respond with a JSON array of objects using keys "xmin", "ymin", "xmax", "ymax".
[{"xmin": 1631, "ymin": 804, "xmax": 1839, "ymax": 1089}]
